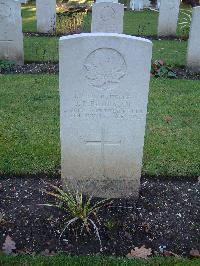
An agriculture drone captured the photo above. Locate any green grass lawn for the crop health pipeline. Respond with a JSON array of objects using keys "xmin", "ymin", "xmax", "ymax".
[
  {"xmin": 21, "ymin": 5, "xmax": 189, "ymax": 66},
  {"xmin": 24, "ymin": 36, "xmax": 58, "ymax": 63},
  {"xmin": 82, "ymin": 7, "xmax": 191, "ymax": 37},
  {"xmin": 22, "ymin": 5, "xmax": 37, "ymax": 32},
  {"xmin": 0, "ymin": 255, "xmax": 199, "ymax": 266},
  {"xmin": 22, "ymin": 5, "xmax": 191, "ymax": 38},
  {"xmin": 0, "ymin": 75, "xmax": 199, "ymax": 177},
  {"xmin": 24, "ymin": 36, "xmax": 187, "ymax": 67}
]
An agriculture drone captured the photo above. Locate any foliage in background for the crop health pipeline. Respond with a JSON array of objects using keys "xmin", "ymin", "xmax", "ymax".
[
  {"xmin": 151, "ymin": 60, "xmax": 177, "ymax": 78},
  {"xmin": 56, "ymin": 11, "xmax": 87, "ymax": 35},
  {"xmin": 0, "ymin": 61, "xmax": 15, "ymax": 74},
  {"xmin": 179, "ymin": 9, "xmax": 192, "ymax": 33}
]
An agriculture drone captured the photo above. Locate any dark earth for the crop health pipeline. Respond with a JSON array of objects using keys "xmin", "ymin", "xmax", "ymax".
[
  {"xmin": 0, "ymin": 176, "xmax": 199, "ymax": 257},
  {"xmin": 1, "ymin": 63, "xmax": 200, "ymax": 80},
  {"xmin": 23, "ymin": 32, "xmax": 189, "ymax": 41}
]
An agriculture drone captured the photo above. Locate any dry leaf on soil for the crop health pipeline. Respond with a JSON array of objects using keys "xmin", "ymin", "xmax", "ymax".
[
  {"xmin": 163, "ymin": 250, "xmax": 181, "ymax": 258},
  {"xmin": 127, "ymin": 245, "xmax": 152, "ymax": 260},
  {"xmin": 2, "ymin": 235, "xmax": 16, "ymax": 255},
  {"xmin": 190, "ymin": 249, "xmax": 200, "ymax": 258}
]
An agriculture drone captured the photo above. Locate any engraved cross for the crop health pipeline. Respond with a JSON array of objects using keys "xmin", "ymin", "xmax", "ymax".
[
  {"xmin": 85, "ymin": 128, "xmax": 121, "ymax": 176},
  {"xmin": 0, "ymin": 40, "xmax": 13, "ymax": 59}
]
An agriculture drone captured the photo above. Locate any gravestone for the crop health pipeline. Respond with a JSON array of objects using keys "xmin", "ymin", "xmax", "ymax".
[
  {"xmin": 36, "ymin": 0, "xmax": 56, "ymax": 34},
  {"xmin": 158, "ymin": 0, "xmax": 180, "ymax": 36},
  {"xmin": 187, "ymin": 7, "xmax": 200, "ymax": 72},
  {"xmin": 130, "ymin": 0, "xmax": 144, "ymax": 11},
  {"xmin": 19, "ymin": 0, "xmax": 29, "ymax": 3},
  {"xmin": 157, "ymin": 0, "xmax": 161, "ymax": 9},
  {"xmin": 143, "ymin": 0, "xmax": 151, "ymax": 8},
  {"xmin": 0, "ymin": 0, "xmax": 24, "ymax": 64},
  {"xmin": 96, "ymin": 0, "xmax": 118, "ymax": 3},
  {"xmin": 59, "ymin": 33, "xmax": 152, "ymax": 198},
  {"xmin": 91, "ymin": 3, "xmax": 124, "ymax": 33}
]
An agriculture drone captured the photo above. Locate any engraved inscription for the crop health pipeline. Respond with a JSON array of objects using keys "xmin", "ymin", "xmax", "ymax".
[
  {"xmin": 168, "ymin": 0, "xmax": 175, "ymax": 10},
  {"xmin": 65, "ymin": 94, "xmax": 144, "ymax": 120},
  {"xmin": 84, "ymin": 48, "xmax": 126, "ymax": 90},
  {"xmin": 100, "ymin": 6, "xmax": 116, "ymax": 22},
  {"xmin": 0, "ymin": 40, "xmax": 13, "ymax": 59},
  {"xmin": 85, "ymin": 128, "xmax": 121, "ymax": 176},
  {"xmin": 0, "ymin": 2, "xmax": 12, "ymax": 22}
]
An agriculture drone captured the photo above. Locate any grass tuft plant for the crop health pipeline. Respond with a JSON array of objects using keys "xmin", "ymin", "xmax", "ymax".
[{"xmin": 40, "ymin": 182, "xmax": 111, "ymax": 251}]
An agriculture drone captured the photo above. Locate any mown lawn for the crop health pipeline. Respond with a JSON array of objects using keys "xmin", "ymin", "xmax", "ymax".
[
  {"xmin": 83, "ymin": 9, "xmax": 191, "ymax": 37},
  {"xmin": 0, "ymin": 75, "xmax": 199, "ymax": 177},
  {"xmin": 21, "ymin": 4, "xmax": 189, "ymax": 66},
  {"xmin": 22, "ymin": 5, "xmax": 37, "ymax": 32},
  {"xmin": 0, "ymin": 255, "xmax": 199, "ymax": 266},
  {"xmin": 24, "ymin": 36, "xmax": 187, "ymax": 67},
  {"xmin": 22, "ymin": 5, "xmax": 191, "ymax": 38}
]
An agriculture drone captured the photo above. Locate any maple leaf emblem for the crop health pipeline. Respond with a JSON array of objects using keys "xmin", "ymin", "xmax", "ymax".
[{"xmin": 84, "ymin": 48, "xmax": 126, "ymax": 90}]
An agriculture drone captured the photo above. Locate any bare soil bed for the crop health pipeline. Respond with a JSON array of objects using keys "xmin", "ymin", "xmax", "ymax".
[
  {"xmin": 1, "ymin": 63, "xmax": 200, "ymax": 80},
  {"xmin": 0, "ymin": 176, "xmax": 199, "ymax": 257}
]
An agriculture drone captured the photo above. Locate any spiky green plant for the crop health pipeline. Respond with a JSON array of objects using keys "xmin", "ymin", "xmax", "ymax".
[{"xmin": 40, "ymin": 183, "xmax": 111, "ymax": 251}]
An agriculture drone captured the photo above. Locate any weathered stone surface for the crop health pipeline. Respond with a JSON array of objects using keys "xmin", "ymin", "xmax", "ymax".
[
  {"xmin": 96, "ymin": 0, "xmax": 118, "ymax": 3},
  {"xmin": 158, "ymin": 0, "xmax": 180, "ymax": 36},
  {"xmin": 91, "ymin": 3, "xmax": 124, "ymax": 34},
  {"xmin": 36, "ymin": 0, "xmax": 56, "ymax": 34},
  {"xmin": 187, "ymin": 7, "xmax": 200, "ymax": 72},
  {"xmin": 0, "ymin": 0, "xmax": 24, "ymax": 64},
  {"xmin": 143, "ymin": 0, "xmax": 151, "ymax": 8},
  {"xmin": 130, "ymin": 0, "xmax": 144, "ymax": 11},
  {"xmin": 59, "ymin": 33, "xmax": 152, "ymax": 198}
]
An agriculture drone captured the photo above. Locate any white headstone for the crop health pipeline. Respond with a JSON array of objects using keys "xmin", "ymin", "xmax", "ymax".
[
  {"xmin": 59, "ymin": 33, "xmax": 152, "ymax": 198},
  {"xmin": 0, "ymin": 0, "xmax": 24, "ymax": 64},
  {"xmin": 187, "ymin": 7, "xmax": 200, "ymax": 72},
  {"xmin": 91, "ymin": 3, "xmax": 124, "ymax": 34},
  {"xmin": 157, "ymin": 0, "xmax": 161, "ymax": 9},
  {"xmin": 158, "ymin": 0, "xmax": 180, "ymax": 37},
  {"xmin": 130, "ymin": 0, "xmax": 144, "ymax": 11},
  {"xmin": 96, "ymin": 0, "xmax": 118, "ymax": 3},
  {"xmin": 36, "ymin": 0, "xmax": 56, "ymax": 34},
  {"xmin": 19, "ymin": 0, "xmax": 29, "ymax": 3},
  {"xmin": 143, "ymin": 0, "xmax": 151, "ymax": 8}
]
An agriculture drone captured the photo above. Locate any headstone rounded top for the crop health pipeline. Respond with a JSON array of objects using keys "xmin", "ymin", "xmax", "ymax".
[
  {"xmin": 0, "ymin": 2, "xmax": 12, "ymax": 22},
  {"xmin": 60, "ymin": 33, "xmax": 152, "ymax": 45}
]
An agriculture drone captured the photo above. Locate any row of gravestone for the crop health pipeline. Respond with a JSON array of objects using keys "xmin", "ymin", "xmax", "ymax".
[
  {"xmin": 130, "ymin": 0, "xmax": 160, "ymax": 11},
  {"xmin": 0, "ymin": 0, "xmax": 200, "ymax": 71},
  {"xmin": 0, "ymin": 1, "xmax": 199, "ymax": 198}
]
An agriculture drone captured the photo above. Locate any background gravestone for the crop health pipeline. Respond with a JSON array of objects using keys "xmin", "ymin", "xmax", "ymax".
[
  {"xmin": 158, "ymin": 0, "xmax": 180, "ymax": 36},
  {"xmin": 36, "ymin": 0, "xmax": 56, "ymax": 34},
  {"xmin": 91, "ymin": 3, "xmax": 124, "ymax": 33},
  {"xmin": 187, "ymin": 6, "xmax": 200, "ymax": 72},
  {"xmin": 59, "ymin": 33, "xmax": 152, "ymax": 198},
  {"xmin": 0, "ymin": 0, "xmax": 24, "ymax": 64},
  {"xmin": 130, "ymin": 0, "xmax": 144, "ymax": 11},
  {"xmin": 96, "ymin": 0, "xmax": 118, "ymax": 3}
]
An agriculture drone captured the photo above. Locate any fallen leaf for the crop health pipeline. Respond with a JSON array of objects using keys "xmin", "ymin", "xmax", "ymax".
[
  {"xmin": 127, "ymin": 245, "xmax": 152, "ymax": 260},
  {"xmin": 190, "ymin": 249, "xmax": 200, "ymax": 258},
  {"xmin": 2, "ymin": 235, "xmax": 16, "ymax": 255},
  {"xmin": 142, "ymin": 222, "xmax": 150, "ymax": 233},
  {"xmin": 164, "ymin": 115, "xmax": 173, "ymax": 123},
  {"xmin": 40, "ymin": 249, "xmax": 55, "ymax": 256},
  {"xmin": 163, "ymin": 250, "xmax": 181, "ymax": 258}
]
